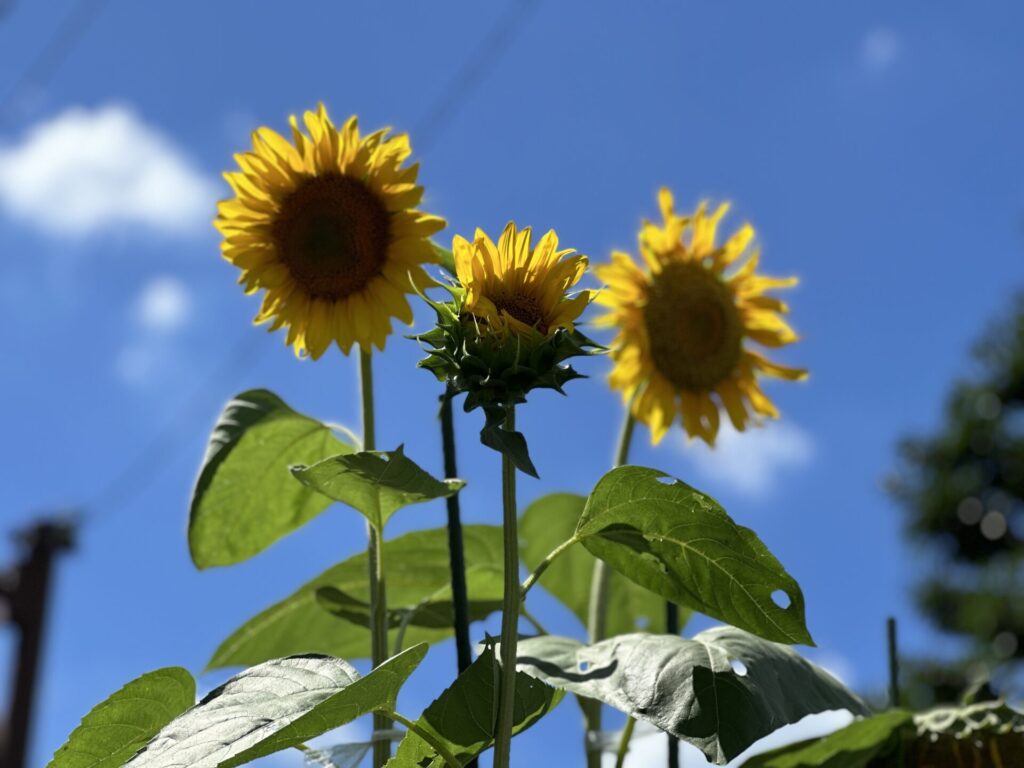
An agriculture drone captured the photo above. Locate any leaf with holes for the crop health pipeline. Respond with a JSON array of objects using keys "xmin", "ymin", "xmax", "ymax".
[
  {"xmin": 126, "ymin": 645, "xmax": 426, "ymax": 768},
  {"xmin": 514, "ymin": 627, "xmax": 869, "ymax": 765},
  {"xmin": 385, "ymin": 646, "xmax": 562, "ymax": 767},
  {"xmin": 48, "ymin": 667, "xmax": 195, "ymax": 768},
  {"xmin": 208, "ymin": 525, "xmax": 503, "ymax": 669},
  {"xmin": 739, "ymin": 710, "xmax": 912, "ymax": 767},
  {"xmin": 575, "ymin": 465, "xmax": 812, "ymax": 645},
  {"xmin": 291, "ymin": 444, "xmax": 464, "ymax": 530},
  {"xmin": 520, "ymin": 492, "xmax": 689, "ymax": 636},
  {"xmin": 189, "ymin": 389, "xmax": 353, "ymax": 568}
]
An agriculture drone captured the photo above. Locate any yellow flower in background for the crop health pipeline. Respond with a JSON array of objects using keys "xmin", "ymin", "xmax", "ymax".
[
  {"xmin": 215, "ymin": 104, "xmax": 445, "ymax": 359},
  {"xmin": 595, "ymin": 188, "xmax": 806, "ymax": 446},
  {"xmin": 453, "ymin": 222, "xmax": 590, "ymax": 338}
]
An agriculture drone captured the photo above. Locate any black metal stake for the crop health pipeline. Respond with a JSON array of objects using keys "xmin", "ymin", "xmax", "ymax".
[
  {"xmin": 887, "ymin": 616, "xmax": 900, "ymax": 708},
  {"xmin": 439, "ymin": 387, "xmax": 478, "ymax": 768},
  {"xmin": 667, "ymin": 601, "xmax": 680, "ymax": 768}
]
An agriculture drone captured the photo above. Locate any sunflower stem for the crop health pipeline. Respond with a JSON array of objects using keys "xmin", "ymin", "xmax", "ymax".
[
  {"xmin": 493, "ymin": 406, "xmax": 520, "ymax": 768},
  {"xmin": 360, "ymin": 347, "xmax": 391, "ymax": 768},
  {"xmin": 584, "ymin": 410, "xmax": 637, "ymax": 768},
  {"xmin": 614, "ymin": 717, "xmax": 637, "ymax": 768}
]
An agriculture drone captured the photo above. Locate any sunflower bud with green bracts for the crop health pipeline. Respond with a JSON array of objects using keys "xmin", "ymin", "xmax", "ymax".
[{"xmin": 415, "ymin": 223, "xmax": 601, "ymax": 476}]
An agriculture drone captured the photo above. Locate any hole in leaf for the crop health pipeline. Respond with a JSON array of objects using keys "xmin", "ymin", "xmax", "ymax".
[
  {"xmin": 771, "ymin": 590, "xmax": 791, "ymax": 609},
  {"xmin": 635, "ymin": 616, "xmax": 650, "ymax": 630},
  {"xmin": 656, "ymin": 476, "xmax": 677, "ymax": 485},
  {"xmin": 730, "ymin": 659, "xmax": 748, "ymax": 677},
  {"xmin": 579, "ymin": 660, "xmax": 590, "ymax": 672}
]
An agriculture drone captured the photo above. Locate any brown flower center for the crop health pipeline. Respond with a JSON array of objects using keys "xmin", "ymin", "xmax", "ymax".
[
  {"xmin": 493, "ymin": 292, "xmax": 547, "ymax": 333},
  {"xmin": 271, "ymin": 174, "xmax": 390, "ymax": 300},
  {"xmin": 642, "ymin": 261, "xmax": 743, "ymax": 391}
]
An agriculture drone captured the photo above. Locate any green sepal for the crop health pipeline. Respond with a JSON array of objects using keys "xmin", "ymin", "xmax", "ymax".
[
  {"xmin": 414, "ymin": 290, "xmax": 601, "ymax": 475},
  {"xmin": 480, "ymin": 406, "xmax": 538, "ymax": 478}
]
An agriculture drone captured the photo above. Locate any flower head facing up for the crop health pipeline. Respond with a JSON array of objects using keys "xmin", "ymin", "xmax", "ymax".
[
  {"xmin": 596, "ymin": 188, "xmax": 807, "ymax": 446},
  {"xmin": 454, "ymin": 222, "xmax": 590, "ymax": 338},
  {"xmin": 417, "ymin": 223, "xmax": 598, "ymax": 475},
  {"xmin": 215, "ymin": 104, "xmax": 445, "ymax": 359}
]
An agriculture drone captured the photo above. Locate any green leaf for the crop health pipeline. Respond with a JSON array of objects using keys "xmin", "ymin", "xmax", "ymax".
[
  {"xmin": 740, "ymin": 710, "xmax": 913, "ymax": 768},
  {"xmin": 291, "ymin": 444, "xmax": 464, "ymax": 530},
  {"xmin": 127, "ymin": 645, "xmax": 426, "ymax": 768},
  {"xmin": 316, "ymin": 585, "xmax": 502, "ymax": 630},
  {"xmin": 386, "ymin": 646, "xmax": 562, "ymax": 767},
  {"xmin": 189, "ymin": 389, "xmax": 353, "ymax": 569},
  {"xmin": 208, "ymin": 525, "xmax": 503, "ymax": 669},
  {"xmin": 520, "ymin": 492, "xmax": 688, "ymax": 636},
  {"xmin": 514, "ymin": 627, "xmax": 869, "ymax": 765},
  {"xmin": 480, "ymin": 410, "xmax": 538, "ymax": 478},
  {"xmin": 745, "ymin": 701, "xmax": 1024, "ymax": 767},
  {"xmin": 576, "ymin": 466, "xmax": 812, "ymax": 645},
  {"xmin": 431, "ymin": 241, "xmax": 457, "ymax": 278},
  {"xmin": 48, "ymin": 668, "xmax": 195, "ymax": 768}
]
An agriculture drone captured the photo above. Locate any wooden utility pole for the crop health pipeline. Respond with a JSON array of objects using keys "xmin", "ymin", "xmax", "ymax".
[{"xmin": 1, "ymin": 518, "xmax": 76, "ymax": 768}]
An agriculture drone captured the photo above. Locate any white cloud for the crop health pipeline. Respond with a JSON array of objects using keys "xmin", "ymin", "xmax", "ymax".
[
  {"xmin": 136, "ymin": 275, "xmax": 191, "ymax": 332},
  {"xmin": 861, "ymin": 28, "xmax": 901, "ymax": 74},
  {"xmin": 115, "ymin": 275, "xmax": 193, "ymax": 385},
  {"xmin": 606, "ymin": 710, "xmax": 855, "ymax": 767},
  {"xmin": 0, "ymin": 104, "xmax": 218, "ymax": 237},
  {"xmin": 680, "ymin": 420, "xmax": 814, "ymax": 497}
]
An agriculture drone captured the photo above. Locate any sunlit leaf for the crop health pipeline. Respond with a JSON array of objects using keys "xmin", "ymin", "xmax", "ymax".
[
  {"xmin": 48, "ymin": 668, "xmax": 195, "ymax": 768},
  {"xmin": 189, "ymin": 389, "xmax": 352, "ymax": 568},
  {"xmin": 520, "ymin": 492, "xmax": 688, "ymax": 636},
  {"xmin": 577, "ymin": 466, "xmax": 812, "ymax": 645},
  {"xmin": 127, "ymin": 646, "xmax": 426, "ymax": 768},
  {"xmin": 514, "ymin": 627, "xmax": 868, "ymax": 765}
]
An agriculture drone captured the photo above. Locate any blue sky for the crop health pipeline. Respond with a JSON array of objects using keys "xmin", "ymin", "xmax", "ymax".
[{"xmin": 2, "ymin": 1, "xmax": 1023, "ymax": 766}]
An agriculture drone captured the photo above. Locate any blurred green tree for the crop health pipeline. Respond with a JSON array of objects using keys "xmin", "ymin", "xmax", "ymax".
[{"xmin": 889, "ymin": 294, "xmax": 1024, "ymax": 708}]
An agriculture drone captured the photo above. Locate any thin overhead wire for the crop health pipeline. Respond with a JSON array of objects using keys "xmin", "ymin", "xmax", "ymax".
[
  {"xmin": 0, "ymin": 0, "xmax": 107, "ymax": 129},
  {"xmin": 80, "ymin": 0, "xmax": 541, "ymax": 522},
  {"xmin": 85, "ymin": 333, "xmax": 269, "ymax": 518},
  {"xmin": 412, "ymin": 0, "xmax": 541, "ymax": 155}
]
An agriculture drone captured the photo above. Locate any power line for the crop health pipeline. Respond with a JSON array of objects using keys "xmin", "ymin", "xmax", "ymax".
[
  {"xmin": 0, "ymin": 0, "xmax": 107, "ymax": 129},
  {"xmin": 81, "ymin": 0, "xmax": 541, "ymax": 522},
  {"xmin": 85, "ymin": 332, "xmax": 268, "ymax": 518},
  {"xmin": 413, "ymin": 0, "xmax": 541, "ymax": 155}
]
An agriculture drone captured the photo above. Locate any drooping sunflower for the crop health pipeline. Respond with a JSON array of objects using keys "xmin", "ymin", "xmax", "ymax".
[
  {"xmin": 595, "ymin": 188, "xmax": 807, "ymax": 445},
  {"xmin": 453, "ymin": 222, "xmax": 590, "ymax": 338},
  {"xmin": 215, "ymin": 103, "xmax": 445, "ymax": 359}
]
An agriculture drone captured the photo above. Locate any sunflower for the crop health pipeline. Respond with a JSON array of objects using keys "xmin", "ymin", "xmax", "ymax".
[
  {"xmin": 595, "ymin": 188, "xmax": 806, "ymax": 445},
  {"xmin": 452, "ymin": 222, "xmax": 590, "ymax": 338},
  {"xmin": 215, "ymin": 104, "xmax": 445, "ymax": 359}
]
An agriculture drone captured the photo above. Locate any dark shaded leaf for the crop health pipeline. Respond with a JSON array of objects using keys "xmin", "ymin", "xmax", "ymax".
[
  {"xmin": 292, "ymin": 445, "xmax": 464, "ymax": 530},
  {"xmin": 385, "ymin": 647, "xmax": 562, "ymax": 767},
  {"xmin": 208, "ymin": 525, "xmax": 503, "ymax": 669}
]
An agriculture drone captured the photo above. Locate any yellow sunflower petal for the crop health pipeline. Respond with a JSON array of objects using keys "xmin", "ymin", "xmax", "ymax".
[{"xmin": 214, "ymin": 103, "xmax": 446, "ymax": 358}]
